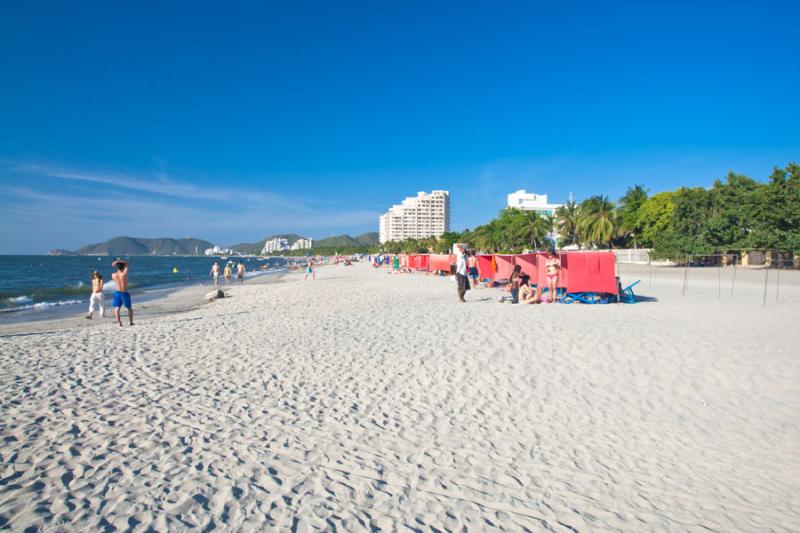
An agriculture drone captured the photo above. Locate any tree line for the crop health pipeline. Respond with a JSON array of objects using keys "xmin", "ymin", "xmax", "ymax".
[{"xmin": 377, "ymin": 162, "xmax": 800, "ymax": 260}]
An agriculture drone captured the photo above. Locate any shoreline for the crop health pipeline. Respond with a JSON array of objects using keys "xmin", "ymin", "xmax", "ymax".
[{"xmin": 0, "ymin": 270, "xmax": 286, "ymax": 337}]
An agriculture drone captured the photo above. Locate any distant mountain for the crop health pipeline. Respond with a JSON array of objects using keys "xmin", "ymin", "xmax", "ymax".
[
  {"xmin": 231, "ymin": 232, "xmax": 379, "ymax": 254},
  {"xmin": 315, "ymin": 232, "xmax": 380, "ymax": 248},
  {"xmin": 76, "ymin": 236, "xmax": 213, "ymax": 256},
  {"xmin": 229, "ymin": 234, "xmax": 307, "ymax": 254}
]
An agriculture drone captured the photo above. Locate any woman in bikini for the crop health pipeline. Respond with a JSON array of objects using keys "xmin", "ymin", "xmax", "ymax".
[{"xmin": 545, "ymin": 250, "xmax": 561, "ymax": 303}]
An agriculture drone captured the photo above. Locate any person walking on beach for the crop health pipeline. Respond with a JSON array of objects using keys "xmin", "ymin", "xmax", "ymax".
[
  {"xmin": 111, "ymin": 259, "xmax": 133, "ymax": 326},
  {"xmin": 545, "ymin": 250, "xmax": 561, "ymax": 303},
  {"xmin": 236, "ymin": 261, "xmax": 245, "ymax": 286},
  {"xmin": 223, "ymin": 263, "xmax": 232, "ymax": 286},
  {"xmin": 210, "ymin": 262, "xmax": 220, "ymax": 286},
  {"xmin": 86, "ymin": 271, "xmax": 104, "ymax": 319},
  {"xmin": 305, "ymin": 259, "xmax": 315, "ymax": 281},
  {"xmin": 456, "ymin": 245, "xmax": 470, "ymax": 303}
]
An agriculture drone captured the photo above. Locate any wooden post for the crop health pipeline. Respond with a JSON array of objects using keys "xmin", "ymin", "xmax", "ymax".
[
  {"xmin": 776, "ymin": 263, "xmax": 781, "ymax": 303},
  {"xmin": 762, "ymin": 268, "xmax": 769, "ymax": 307},
  {"xmin": 730, "ymin": 264, "xmax": 737, "ymax": 297},
  {"xmin": 717, "ymin": 255, "xmax": 721, "ymax": 300}
]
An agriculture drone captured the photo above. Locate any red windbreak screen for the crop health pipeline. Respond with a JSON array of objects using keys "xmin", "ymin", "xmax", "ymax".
[
  {"xmin": 515, "ymin": 254, "xmax": 538, "ymax": 278},
  {"xmin": 429, "ymin": 254, "xmax": 452, "ymax": 272},
  {"xmin": 494, "ymin": 255, "xmax": 515, "ymax": 280},
  {"xmin": 477, "ymin": 255, "xmax": 494, "ymax": 280},
  {"xmin": 409, "ymin": 254, "xmax": 429, "ymax": 270},
  {"xmin": 564, "ymin": 252, "xmax": 617, "ymax": 294}
]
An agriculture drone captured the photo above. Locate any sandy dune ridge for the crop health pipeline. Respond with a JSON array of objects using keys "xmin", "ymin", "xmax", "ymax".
[{"xmin": 1, "ymin": 264, "xmax": 799, "ymax": 531}]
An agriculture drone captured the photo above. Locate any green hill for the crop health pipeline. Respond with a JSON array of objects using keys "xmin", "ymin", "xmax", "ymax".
[{"xmin": 76, "ymin": 236, "xmax": 213, "ymax": 256}]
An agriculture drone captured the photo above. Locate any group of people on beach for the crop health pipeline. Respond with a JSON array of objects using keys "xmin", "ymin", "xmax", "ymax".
[
  {"xmin": 86, "ymin": 259, "xmax": 133, "ymax": 326},
  {"xmin": 209, "ymin": 261, "xmax": 246, "ymax": 287},
  {"xmin": 456, "ymin": 246, "xmax": 561, "ymax": 304}
]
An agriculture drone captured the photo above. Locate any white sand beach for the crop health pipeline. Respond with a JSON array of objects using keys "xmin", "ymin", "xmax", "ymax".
[{"xmin": 1, "ymin": 263, "xmax": 799, "ymax": 531}]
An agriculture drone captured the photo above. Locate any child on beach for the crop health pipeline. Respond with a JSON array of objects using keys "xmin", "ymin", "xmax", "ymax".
[
  {"xmin": 111, "ymin": 259, "xmax": 133, "ymax": 326},
  {"xmin": 305, "ymin": 260, "xmax": 315, "ymax": 281},
  {"xmin": 545, "ymin": 251, "xmax": 561, "ymax": 303},
  {"xmin": 509, "ymin": 264, "xmax": 522, "ymax": 304},
  {"xmin": 86, "ymin": 271, "xmax": 104, "ymax": 319}
]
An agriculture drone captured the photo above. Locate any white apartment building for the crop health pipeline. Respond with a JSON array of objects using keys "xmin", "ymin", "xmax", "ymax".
[
  {"xmin": 507, "ymin": 190, "xmax": 562, "ymax": 216},
  {"xmin": 379, "ymin": 190, "xmax": 450, "ymax": 244},
  {"xmin": 261, "ymin": 238, "xmax": 289, "ymax": 254},
  {"xmin": 290, "ymin": 238, "xmax": 313, "ymax": 251}
]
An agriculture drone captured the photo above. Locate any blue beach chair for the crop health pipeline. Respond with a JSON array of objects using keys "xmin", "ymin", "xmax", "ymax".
[{"xmin": 618, "ymin": 279, "xmax": 641, "ymax": 303}]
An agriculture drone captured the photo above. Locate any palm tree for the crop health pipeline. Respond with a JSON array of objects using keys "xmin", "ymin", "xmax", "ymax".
[
  {"xmin": 618, "ymin": 185, "xmax": 649, "ymax": 247},
  {"xmin": 556, "ymin": 201, "xmax": 580, "ymax": 247},
  {"xmin": 578, "ymin": 195, "xmax": 619, "ymax": 247}
]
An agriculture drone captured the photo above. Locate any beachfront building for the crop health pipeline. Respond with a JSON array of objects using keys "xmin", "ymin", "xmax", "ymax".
[
  {"xmin": 290, "ymin": 238, "xmax": 313, "ymax": 251},
  {"xmin": 379, "ymin": 190, "xmax": 450, "ymax": 244},
  {"xmin": 507, "ymin": 190, "xmax": 562, "ymax": 216},
  {"xmin": 262, "ymin": 238, "xmax": 290, "ymax": 254}
]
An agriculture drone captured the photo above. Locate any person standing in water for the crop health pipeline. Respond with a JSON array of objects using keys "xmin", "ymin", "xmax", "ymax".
[
  {"xmin": 111, "ymin": 259, "xmax": 133, "ymax": 326},
  {"xmin": 86, "ymin": 271, "xmax": 104, "ymax": 319},
  {"xmin": 305, "ymin": 259, "xmax": 315, "ymax": 281},
  {"xmin": 223, "ymin": 263, "xmax": 232, "ymax": 286},
  {"xmin": 236, "ymin": 261, "xmax": 245, "ymax": 286},
  {"xmin": 209, "ymin": 262, "xmax": 220, "ymax": 286}
]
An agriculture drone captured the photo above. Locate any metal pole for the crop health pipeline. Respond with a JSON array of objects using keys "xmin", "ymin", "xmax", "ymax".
[
  {"xmin": 682, "ymin": 255, "xmax": 689, "ymax": 295},
  {"xmin": 776, "ymin": 261, "xmax": 781, "ymax": 303},
  {"xmin": 718, "ymin": 255, "xmax": 721, "ymax": 300},
  {"xmin": 730, "ymin": 264, "xmax": 737, "ymax": 297},
  {"xmin": 762, "ymin": 268, "xmax": 769, "ymax": 307}
]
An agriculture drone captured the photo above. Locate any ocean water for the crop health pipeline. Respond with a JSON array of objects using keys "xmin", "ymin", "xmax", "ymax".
[{"xmin": 0, "ymin": 255, "xmax": 285, "ymax": 322}]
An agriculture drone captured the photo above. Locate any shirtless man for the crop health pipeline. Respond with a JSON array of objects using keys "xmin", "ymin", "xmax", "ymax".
[
  {"xmin": 210, "ymin": 262, "xmax": 220, "ymax": 286},
  {"xmin": 236, "ymin": 262, "xmax": 245, "ymax": 286},
  {"xmin": 111, "ymin": 259, "xmax": 134, "ymax": 326}
]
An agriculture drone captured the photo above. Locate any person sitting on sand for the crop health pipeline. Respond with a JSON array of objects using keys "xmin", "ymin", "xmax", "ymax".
[
  {"xmin": 236, "ymin": 262, "xmax": 245, "ymax": 286},
  {"xmin": 519, "ymin": 274, "xmax": 540, "ymax": 304},
  {"xmin": 111, "ymin": 259, "xmax": 133, "ymax": 327},
  {"xmin": 86, "ymin": 271, "xmax": 104, "ymax": 319},
  {"xmin": 223, "ymin": 263, "xmax": 232, "ymax": 286},
  {"xmin": 545, "ymin": 250, "xmax": 561, "ymax": 303},
  {"xmin": 210, "ymin": 262, "xmax": 220, "ymax": 286}
]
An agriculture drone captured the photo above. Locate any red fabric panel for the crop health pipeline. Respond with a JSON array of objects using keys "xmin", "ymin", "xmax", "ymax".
[
  {"xmin": 515, "ymin": 254, "xmax": 538, "ymax": 278},
  {"xmin": 564, "ymin": 252, "xmax": 617, "ymax": 294},
  {"xmin": 429, "ymin": 254, "xmax": 451, "ymax": 272},
  {"xmin": 408, "ymin": 254, "xmax": 429, "ymax": 270},
  {"xmin": 477, "ymin": 255, "xmax": 494, "ymax": 280},
  {"xmin": 494, "ymin": 255, "xmax": 515, "ymax": 280}
]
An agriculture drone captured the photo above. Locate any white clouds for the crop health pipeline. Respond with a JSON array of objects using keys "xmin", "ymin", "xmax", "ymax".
[{"xmin": 0, "ymin": 162, "xmax": 380, "ymax": 252}]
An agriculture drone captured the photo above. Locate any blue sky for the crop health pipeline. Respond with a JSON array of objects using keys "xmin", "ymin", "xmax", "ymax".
[{"xmin": 1, "ymin": 1, "xmax": 798, "ymax": 253}]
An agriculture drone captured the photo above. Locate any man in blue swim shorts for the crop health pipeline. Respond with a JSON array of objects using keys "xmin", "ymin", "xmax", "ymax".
[{"xmin": 111, "ymin": 259, "xmax": 134, "ymax": 326}]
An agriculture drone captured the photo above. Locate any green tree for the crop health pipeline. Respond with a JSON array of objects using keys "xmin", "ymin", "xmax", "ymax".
[
  {"xmin": 635, "ymin": 191, "xmax": 675, "ymax": 248},
  {"xmin": 618, "ymin": 184, "xmax": 649, "ymax": 247},
  {"xmin": 555, "ymin": 201, "xmax": 581, "ymax": 248},
  {"xmin": 577, "ymin": 195, "xmax": 619, "ymax": 247}
]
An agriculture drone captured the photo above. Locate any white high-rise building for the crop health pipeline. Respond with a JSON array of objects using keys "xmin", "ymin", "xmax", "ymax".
[
  {"xmin": 507, "ymin": 190, "xmax": 562, "ymax": 216},
  {"xmin": 290, "ymin": 238, "xmax": 313, "ymax": 251},
  {"xmin": 261, "ymin": 238, "xmax": 289, "ymax": 254},
  {"xmin": 379, "ymin": 190, "xmax": 450, "ymax": 244}
]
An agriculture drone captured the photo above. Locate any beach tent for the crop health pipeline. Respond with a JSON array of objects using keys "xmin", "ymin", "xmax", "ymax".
[
  {"xmin": 494, "ymin": 255, "xmax": 516, "ymax": 280},
  {"xmin": 563, "ymin": 252, "xmax": 617, "ymax": 295},
  {"xmin": 428, "ymin": 254, "xmax": 452, "ymax": 272},
  {"xmin": 408, "ymin": 254, "xmax": 429, "ymax": 271},
  {"xmin": 515, "ymin": 253, "xmax": 538, "ymax": 279},
  {"xmin": 477, "ymin": 254, "xmax": 494, "ymax": 280}
]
